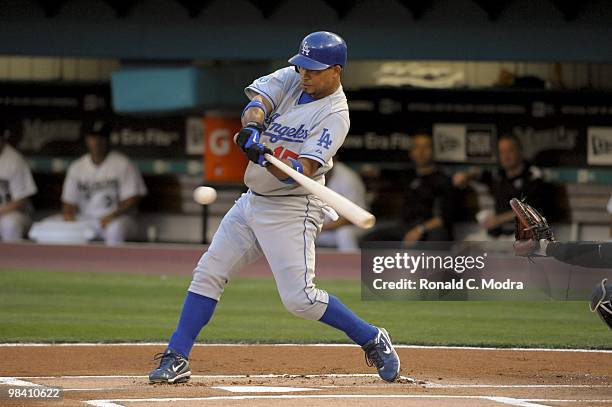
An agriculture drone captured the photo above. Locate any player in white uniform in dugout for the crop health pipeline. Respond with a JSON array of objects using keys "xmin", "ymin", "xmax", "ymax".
[
  {"xmin": 149, "ymin": 31, "xmax": 401, "ymax": 384},
  {"xmin": 61, "ymin": 121, "xmax": 147, "ymax": 245},
  {"xmin": 316, "ymin": 160, "xmax": 367, "ymax": 251},
  {"xmin": 0, "ymin": 129, "xmax": 37, "ymax": 241}
]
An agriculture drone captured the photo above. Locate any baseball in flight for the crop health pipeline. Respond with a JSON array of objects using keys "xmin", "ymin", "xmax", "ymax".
[{"xmin": 193, "ymin": 186, "xmax": 217, "ymax": 205}]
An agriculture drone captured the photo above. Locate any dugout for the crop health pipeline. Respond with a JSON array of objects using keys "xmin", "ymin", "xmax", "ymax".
[{"xmin": 1, "ymin": 0, "xmax": 612, "ymax": 243}]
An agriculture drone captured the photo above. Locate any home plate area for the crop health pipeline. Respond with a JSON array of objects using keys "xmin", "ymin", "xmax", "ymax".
[
  {"xmin": 0, "ymin": 344, "xmax": 610, "ymax": 406},
  {"xmin": 2, "ymin": 373, "xmax": 611, "ymax": 407}
]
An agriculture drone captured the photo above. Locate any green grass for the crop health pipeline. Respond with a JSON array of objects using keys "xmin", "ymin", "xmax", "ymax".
[{"xmin": 0, "ymin": 269, "xmax": 609, "ymax": 348}]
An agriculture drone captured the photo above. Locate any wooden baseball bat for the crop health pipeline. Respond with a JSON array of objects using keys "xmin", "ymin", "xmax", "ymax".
[{"xmin": 264, "ymin": 153, "xmax": 376, "ymax": 229}]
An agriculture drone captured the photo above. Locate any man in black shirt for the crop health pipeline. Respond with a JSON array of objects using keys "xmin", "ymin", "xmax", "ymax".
[
  {"xmin": 454, "ymin": 134, "xmax": 548, "ymax": 238},
  {"xmin": 365, "ymin": 133, "xmax": 456, "ymax": 243}
]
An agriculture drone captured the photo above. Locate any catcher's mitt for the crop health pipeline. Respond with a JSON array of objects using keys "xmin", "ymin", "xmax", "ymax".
[
  {"xmin": 590, "ymin": 278, "xmax": 612, "ymax": 330},
  {"xmin": 510, "ymin": 198, "xmax": 554, "ymax": 256}
]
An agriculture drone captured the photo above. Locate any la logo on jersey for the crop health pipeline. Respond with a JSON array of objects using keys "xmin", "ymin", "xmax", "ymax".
[
  {"xmin": 301, "ymin": 41, "xmax": 310, "ymax": 56},
  {"xmin": 316, "ymin": 128, "xmax": 333, "ymax": 149}
]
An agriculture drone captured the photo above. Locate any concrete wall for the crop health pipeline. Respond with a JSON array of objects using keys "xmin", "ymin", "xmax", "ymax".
[{"xmin": 3, "ymin": 56, "xmax": 612, "ymax": 91}]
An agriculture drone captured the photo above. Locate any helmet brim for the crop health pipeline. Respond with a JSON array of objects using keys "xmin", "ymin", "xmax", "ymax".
[{"xmin": 288, "ymin": 54, "xmax": 330, "ymax": 70}]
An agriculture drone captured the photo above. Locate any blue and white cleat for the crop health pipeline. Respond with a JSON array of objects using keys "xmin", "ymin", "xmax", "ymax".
[
  {"xmin": 362, "ymin": 327, "xmax": 401, "ymax": 382},
  {"xmin": 149, "ymin": 349, "xmax": 191, "ymax": 384}
]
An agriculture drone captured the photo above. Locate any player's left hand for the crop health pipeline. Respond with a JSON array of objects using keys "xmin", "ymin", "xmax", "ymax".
[
  {"xmin": 510, "ymin": 198, "xmax": 554, "ymax": 257},
  {"xmin": 247, "ymin": 142, "xmax": 272, "ymax": 167}
]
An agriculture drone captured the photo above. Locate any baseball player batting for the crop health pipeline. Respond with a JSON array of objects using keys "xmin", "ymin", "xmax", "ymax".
[{"xmin": 149, "ymin": 31, "xmax": 401, "ymax": 384}]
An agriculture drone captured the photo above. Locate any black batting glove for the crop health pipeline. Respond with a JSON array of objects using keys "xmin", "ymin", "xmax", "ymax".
[
  {"xmin": 235, "ymin": 122, "xmax": 264, "ymax": 152},
  {"xmin": 235, "ymin": 122, "xmax": 271, "ymax": 166},
  {"xmin": 246, "ymin": 143, "xmax": 273, "ymax": 166}
]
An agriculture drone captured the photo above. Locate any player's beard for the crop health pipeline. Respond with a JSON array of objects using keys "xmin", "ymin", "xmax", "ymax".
[{"xmin": 302, "ymin": 82, "xmax": 314, "ymax": 94}]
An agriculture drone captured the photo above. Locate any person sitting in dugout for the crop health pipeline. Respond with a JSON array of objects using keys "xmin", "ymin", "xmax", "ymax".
[{"xmin": 60, "ymin": 121, "xmax": 147, "ymax": 245}]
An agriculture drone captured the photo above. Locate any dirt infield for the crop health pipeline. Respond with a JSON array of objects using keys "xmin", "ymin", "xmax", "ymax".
[{"xmin": 0, "ymin": 344, "xmax": 610, "ymax": 406}]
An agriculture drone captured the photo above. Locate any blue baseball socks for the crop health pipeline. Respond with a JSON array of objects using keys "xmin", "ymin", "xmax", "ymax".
[
  {"xmin": 319, "ymin": 294, "xmax": 378, "ymax": 346},
  {"xmin": 168, "ymin": 291, "xmax": 217, "ymax": 357},
  {"xmin": 168, "ymin": 292, "xmax": 378, "ymax": 356}
]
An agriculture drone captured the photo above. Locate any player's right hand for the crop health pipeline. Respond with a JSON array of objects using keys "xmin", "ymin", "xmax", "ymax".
[
  {"xmin": 235, "ymin": 122, "xmax": 272, "ymax": 166},
  {"xmin": 235, "ymin": 122, "xmax": 263, "ymax": 151}
]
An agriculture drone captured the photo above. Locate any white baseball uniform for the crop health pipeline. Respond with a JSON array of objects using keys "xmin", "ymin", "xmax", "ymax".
[
  {"xmin": 62, "ymin": 151, "xmax": 147, "ymax": 245},
  {"xmin": 0, "ymin": 144, "xmax": 37, "ymax": 241},
  {"xmin": 316, "ymin": 161, "xmax": 366, "ymax": 251},
  {"xmin": 190, "ymin": 67, "xmax": 349, "ymax": 320}
]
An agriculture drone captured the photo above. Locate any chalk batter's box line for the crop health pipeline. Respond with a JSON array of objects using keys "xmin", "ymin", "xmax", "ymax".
[
  {"xmin": 3, "ymin": 375, "xmax": 610, "ymax": 407},
  {"xmin": 1, "ymin": 373, "xmax": 413, "ymax": 380},
  {"xmin": 2, "ymin": 375, "xmax": 610, "ymax": 390},
  {"xmin": 83, "ymin": 394, "xmax": 612, "ymax": 407}
]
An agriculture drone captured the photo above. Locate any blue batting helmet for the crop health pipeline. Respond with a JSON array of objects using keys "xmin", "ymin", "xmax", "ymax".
[{"xmin": 288, "ymin": 31, "xmax": 347, "ymax": 70}]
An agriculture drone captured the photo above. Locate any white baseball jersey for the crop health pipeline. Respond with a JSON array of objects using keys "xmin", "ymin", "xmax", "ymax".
[
  {"xmin": 0, "ymin": 144, "xmax": 37, "ymax": 207},
  {"xmin": 62, "ymin": 151, "xmax": 147, "ymax": 219},
  {"xmin": 325, "ymin": 161, "xmax": 366, "ymax": 212},
  {"xmin": 244, "ymin": 66, "xmax": 350, "ymax": 195}
]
